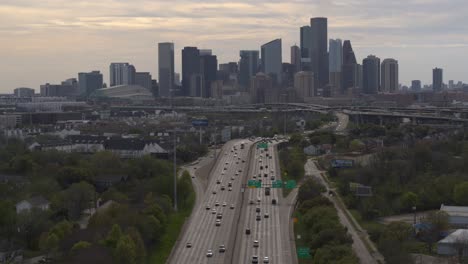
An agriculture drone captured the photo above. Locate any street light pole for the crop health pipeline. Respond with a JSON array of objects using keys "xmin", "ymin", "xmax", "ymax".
[{"xmin": 173, "ymin": 129, "xmax": 178, "ymax": 212}]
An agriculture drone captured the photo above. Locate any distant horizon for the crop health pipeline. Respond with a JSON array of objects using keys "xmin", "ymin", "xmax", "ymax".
[{"xmin": 1, "ymin": 0, "xmax": 467, "ymax": 92}]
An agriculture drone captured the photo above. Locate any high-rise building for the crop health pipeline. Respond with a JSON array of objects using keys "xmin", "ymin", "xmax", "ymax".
[
  {"xmin": 381, "ymin": 59, "xmax": 399, "ymax": 93},
  {"xmin": 182, "ymin": 47, "xmax": 200, "ymax": 96},
  {"xmin": 40, "ymin": 80, "xmax": 76, "ymax": 97},
  {"xmin": 261, "ymin": 39, "xmax": 282, "ymax": 84},
  {"xmin": 433, "ymin": 68, "xmax": 443, "ymax": 91},
  {"xmin": 251, "ymin": 73, "xmax": 273, "ymax": 104},
  {"xmin": 200, "ymin": 54, "xmax": 217, "ymax": 98},
  {"xmin": 300, "ymin": 26, "xmax": 312, "ymax": 71},
  {"xmin": 362, "ymin": 55, "xmax": 381, "ymax": 94},
  {"xmin": 78, "ymin": 71, "xmax": 103, "ymax": 97},
  {"xmin": 158, "ymin": 42, "xmax": 175, "ymax": 97},
  {"xmin": 239, "ymin": 50, "xmax": 259, "ymax": 91},
  {"xmin": 411, "ymin": 80, "xmax": 422, "ymax": 92},
  {"xmin": 290, "ymin": 45, "xmax": 301, "ymax": 73},
  {"xmin": 282, "ymin": 63, "xmax": 295, "ymax": 88},
  {"xmin": 329, "ymin": 39, "xmax": 342, "ymax": 73},
  {"xmin": 135, "ymin": 72, "xmax": 152, "ymax": 90},
  {"xmin": 341, "ymin": 40, "xmax": 358, "ymax": 94},
  {"xmin": 14, "ymin": 87, "xmax": 35, "ymax": 97},
  {"xmin": 109, "ymin": 63, "xmax": 135, "ymax": 87},
  {"xmin": 294, "ymin": 71, "xmax": 314, "ymax": 100},
  {"xmin": 310, "ymin": 17, "xmax": 329, "ymax": 90}
]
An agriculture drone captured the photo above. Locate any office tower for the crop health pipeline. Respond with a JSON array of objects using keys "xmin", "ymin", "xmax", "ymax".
[
  {"xmin": 449, "ymin": 80, "xmax": 454, "ymax": 89},
  {"xmin": 411, "ymin": 80, "xmax": 422, "ymax": 92},
  {"xmin": 261, "ymin": 39, "xmax": 282, "ymax": 84},
  {"xmin": 14, "ymin": 87, "xmax": 35, "ymax": 97},
  {"xmin": 182, "ymin": 47, "xmax": 200, "ymax": 96},
  {"xmin": 219, "ymin": 62, "xmax": 238, "ymax": 74},
  {"xmin": 381, "ymin": 59, "xmax": 399, "ymax": 93},
  {"xmin": 158, "ymin": 42, "xmax": 175, "ymax": 97},
  {"xmin": 200, "ymin": 54, "xmax": 217, "ymax": 98},
  {"xmin": 294, "ymin": 71, "xmax": 314, "ymax": 100},
  {"xmin": 78, "ymin": 71, "xmax": 103, "ymax": 97},
  {"xmin": 135, "ymin": 72, "xmax": 152, "ymax": 90},
  {"xmin": 190, "ymin": 74, "xmax": 203, "ymax": 97},
  {"xmin": 341, "ymin": 40, "xmax": 358, "ymax": 94},
  {"xmin": 329, "ymin": 39, "xmax": 342, "ymax": 73},
  {"xmin": 40, "ymin": 79, "xmax": 76, "ymax": 97},
  {"xmin": 109, "ymin": 63, "xmax": 135, "ymax": 87},
  {"xmin": 151, "ymin": 79, "xmax": 158, "ymax": 97},
  {"xmin": 282, "ymin": 63, "xmax": 295, "ymax": 87},
  {"xmin": 310, "ymin": 17, "xmax": 329, "ymax": 90},
  {"xmin": 251, "ymin": 73, "xmax": 272, "ymax": 104},
  {"xmin": 291, "ymin": 45, "xmax": 301, "ymax": 72},
  {"xmin": 300, "ymin": 26, "xmax": 312, "ymax": 71},
  {"xmin": 239, "ymin": 50, "xmax": 259, "ymax": 91},
  {"xmin": 355, "ymin": 64, "xmax": 363, "ymax": 92},
  {"xmin": 433, "ymin": 68, "xmax": 443, "ymax": 91},
  {"xmin": 362, "ymin": 55, "xmax": 381, "ymax": 94}
]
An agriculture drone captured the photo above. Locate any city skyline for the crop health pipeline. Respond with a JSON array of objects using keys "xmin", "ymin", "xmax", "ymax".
[{"xmin": 1, "ymin": 0, "xmax": 468, "ymax": 91}]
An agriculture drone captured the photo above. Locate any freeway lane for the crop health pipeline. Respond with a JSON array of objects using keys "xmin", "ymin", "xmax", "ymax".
[
  {"xmin": 234, "ymin": 140, "xmax": 285, "ymax": 264},
  {"xmin": 170, "ymin": 139, "xmax": 253, "ymax": 264}
]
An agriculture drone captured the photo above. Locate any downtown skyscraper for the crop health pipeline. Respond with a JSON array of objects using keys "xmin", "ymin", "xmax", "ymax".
[
  {"xmin": 290, "ymin": 45, "xmax": 301, "ymax": 73},
  {"xmin": 158, "ymin": 42, "xmax": 175, "ymax": 98},
  {"xmin": 261, "ymin": 39, "xmax": 282, "ymax": 84},
  {"xmin": 381, "ymin": 59, "xmax": 399, "ymax": 93},
  {"xmin": 362, "ymin": 55, "xmax": 381, "ymax": 94},
  {"xmin": 341, "ymin": 40, "xmax": 358, "ymax": 94},
  {"xmin": 310, "ymin": 17, "xmax": 329, "ymax": 90},
  {"xmin": 329, "ymin": 39, "xmax": 342, "ymax": 96},
  {"xmin": 109, "ymin": 63, "xmax": 136, "ymax": 87},
  {"xmin": 239, "ymin": 50, "xmax": 259, "ymax": 91},
  {"xmin": 182, "ymin": 47, "xmax": 200, "ymax": 96},
  {"xmin": 433, "ymin": 67, "xmax": 443, "ymax": 91}
]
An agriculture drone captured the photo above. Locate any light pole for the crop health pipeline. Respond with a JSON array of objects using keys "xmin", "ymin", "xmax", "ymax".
[
  {"xmin": 412, "ymin": 206, "xmax": 417, "ymax": 225},
  {"xmin": 173, "ymin": 130, "xmax": 177, "ymax": 212}
]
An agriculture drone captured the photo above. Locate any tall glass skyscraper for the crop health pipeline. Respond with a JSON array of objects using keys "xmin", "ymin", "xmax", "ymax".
[
  {"xmin": 158, "ymin": 42, "xmax": 174, "ymax": 98},
  {"xmin": 381, "ymin": 58, "xmax": 399, "ymax": 93},
  {"xmin": 239, "ymin": 50, "xmax": 259, "ymax": 91},
  {"xmin": 310, "ymin": 17, "xmax": 329, "ymax": 90},
  {"xmin": 362, "ymin": 55, "xmax": 381, "ymax": 94},
  {"xmin": 433, "ymin": 68, "xmax": 443, "ymax": 91},
  {"xmin": 341, "ymin": 40, "xmax": 358, "ymax": 94},
  {"xmin": 261, "ymin": 39, "xmax": 282, "ymax": 84},
  {"xmin": 182, "ymin": 47, "xmax": 200, "ymax": 97}
]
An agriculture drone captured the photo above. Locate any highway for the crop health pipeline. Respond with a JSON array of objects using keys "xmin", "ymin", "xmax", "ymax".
[
  {"xmin": 233, "ymin": 140, "xmax": 285, "ymax": 264},
  {"xmin": 169, "ymin": 139, "xmax": 253, "ymax": 264}
]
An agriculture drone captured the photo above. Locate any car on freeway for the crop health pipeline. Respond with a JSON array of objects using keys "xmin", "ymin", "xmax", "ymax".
[
  {"xmin": 222, "ymin": 202, "xmax": 227, "ymax": 207},
  {"xmin": 211, "ymin": 209, "xmax": 216, "ymax": 214},
  {"xmin": 257, "ymin": 197, "xmax": 261, "ymax": 203},
  {"xmin": 231, "ymin": 176, "xmax": 235, "ymax": 180},
  {"xmin": 249, "ymin": 200, "xmax": 254, "ymax": 205},
  {"xmin": 212, "ymin": 190, "xmax": 217, "ymax": 194},
  {"xmin": 264, "ymin": 173, "xmax": 268, "ymax": 178},
  {"xmin": 216, "ymin": 219, "xmax": 221, "ymax": 226},
  {"xmin": 206, "ymin": 249, "xmax": 213, "ymax": 257},
  {"xmin": 272, "ymin": 199, "xmax": 277, "ymax": 205},
  {"xmin": 186, "ymin": 242, "xmax": 192, "ymax": 248},
  {"xmin": 228, "ymin": 187, "xmax": 232, "ymax": 191},
  {"xmin": 219, "ymin": 245, "xmax": 226, "ymax": 253},
  {"xmin": 215, "ymin": 201, "xmax": 220, "ymax": 206},
  {"xmin": 253, "ymin": 240, "xmax": 259, "ymax": 248},
  {"xmin": 265, "ymin": 165, "xmax": 268, "ymax": 169},
  {"xmin": 230, "ymin": 204, "xmax": 235, "ymax": 209},
  {"xmin": 252, "ymin": 255, "xmax": 259, "ymax": 263},
  {"xmin": 221, "ymin": 186, "xmax": 225, "ymax": 191},
  {"xmin": 191, "ymin": 175, "xmax": 195, "ymax": 178},
  {"xmin": 270, "ymin": 176, "xmax": 275, "ymax": 181},
  {"xmin": 217, "ymin": 213, "xmax": 222, "ymax": 219},
  {"xmin": 263, "ymin": 256, "xmax": 269, "ymax": 263},
  {"xmin": 217, "ymin": 179, "xmax": 221, "ymax": 184},
  {"xmin": 246, "ymin": 228, "xmax": 251, "ymax": 234},
  {"xmin": 256, "ymin": 215, "xmax": 261, "ymax": 221},
  {"xmin": 264, "ymin": 212, "xmax": 269, "ymax": 218},
  {"xmin": 206, "ymin": 205, "xmax": 210, "ymax": 210},
  {"xmin": 242, "ymin": 160, "xmax": 245, "ymax": 163},
  {"xmin": 228, "ymin": 182, "xmax": 232, "ymax": 187},
  {"xmin": 256, "ymin": 207, "xmax": 261, "ymax": 213}
]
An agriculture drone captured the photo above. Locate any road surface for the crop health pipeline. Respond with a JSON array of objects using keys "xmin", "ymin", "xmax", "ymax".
[{"xmin": 169, "ymin": 139, "xmax": 253, "ymax": 264}]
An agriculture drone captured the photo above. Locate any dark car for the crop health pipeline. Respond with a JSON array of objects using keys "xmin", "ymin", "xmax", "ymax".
[
  {"xmin": 246, "ymin": 228, "xmax": 251, "ymax": 235},
  {"xmin": 272, "ymin": 199, "xmax": 277, "ymax": 205}
]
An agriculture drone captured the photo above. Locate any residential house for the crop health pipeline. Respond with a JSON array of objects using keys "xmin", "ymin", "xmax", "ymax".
[
  {"xmin": 437, "ymin": 229, "xmax": 468, "ymax": 257},
  {"xmin": 440, "ymin": 205, "xmax": 468, "ymax": 227},
  {"xmin": 16, "ymin": 196, "xmax": 50, "ymax": 214},
  {"xmin": 93, "ymin": 175, "xmax": 128, "ymax": 191}
]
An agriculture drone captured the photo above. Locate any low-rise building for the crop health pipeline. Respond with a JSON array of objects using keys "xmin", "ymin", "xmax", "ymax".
[
  {"xmin": 16, "ymin": 196, "xmax": 50, "ymax": 214},
  {"xmin": 440, "ymin": 205, "xmax": 468, "ymax": 227},
  {"xmin": 437, "ymin": 229, "xmax": 468, "ymax": 257}
]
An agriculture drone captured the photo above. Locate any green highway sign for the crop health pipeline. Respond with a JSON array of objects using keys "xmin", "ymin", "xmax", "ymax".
[
  {"xmin": 272, "ymin": 180, "xmax": 283, "ymax": 188},
  {"xmin": 297, "ymin": 247, "xmax": 311, "ymax": 259},
  {"xmin": 257, "ymin": 142, "xmax": 268, "ymax": 149},
  {"xmin": 285, "ymin": 180, "xmax": 297, "ymax": 189},
  {"xmin": 247, "ymin": 180, "xmax": 261, "ymax": 188}
]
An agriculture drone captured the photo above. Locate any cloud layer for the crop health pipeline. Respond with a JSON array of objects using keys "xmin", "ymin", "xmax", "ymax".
[{"xmin": 1, "ymin": 0, "xmax": 467, "ymax": 91}]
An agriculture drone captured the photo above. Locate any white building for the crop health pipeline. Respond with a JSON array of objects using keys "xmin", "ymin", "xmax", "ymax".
[
  {"xmin": 437, "ymin": 229, "xmax": 468, "ymax": 257},
  {"xmin": 441, "ymin": 205, "xmax": 468, "ymax": 227},
  {"xmin": 16, "ymin": 196, "xmax": 50, "ymax": 214}
]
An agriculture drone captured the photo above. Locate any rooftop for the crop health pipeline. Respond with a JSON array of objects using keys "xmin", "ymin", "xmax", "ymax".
[
  {"xmin": 440, "ymin": 205, "xmax": 468, "ymax": 217},
  {"xmin": 438, "ymin": 229, "xmax": 468, "ymax": 244}
]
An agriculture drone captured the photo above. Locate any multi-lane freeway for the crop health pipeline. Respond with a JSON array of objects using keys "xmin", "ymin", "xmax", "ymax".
[{"xmin": 170, "ymin": 138, "xmax": 290, "ymax": 264}]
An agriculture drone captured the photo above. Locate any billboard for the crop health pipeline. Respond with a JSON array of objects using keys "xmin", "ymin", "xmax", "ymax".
[
  {"xmin": 192, "ymin": 119, "xmax": 209, "ymax": 127},
  {"xmin": 331, "ymin": 159, "xmax": 354, "ymax": 169}
]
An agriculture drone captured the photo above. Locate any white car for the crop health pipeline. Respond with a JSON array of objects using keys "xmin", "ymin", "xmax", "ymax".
[
  {"xmin": 263, "ymin": 256, "xmax": 269, "ymax": 263},
  {"xmin": 206, "ymin": 249, "xmax": 213, "ymax": 257},
  {"xmin": 222, "ymin": 202, "xmax": 227, "ymax": 207},
  {"xmin": 211, "ymin": 209, "xmax": 216, "ymax": 214}
]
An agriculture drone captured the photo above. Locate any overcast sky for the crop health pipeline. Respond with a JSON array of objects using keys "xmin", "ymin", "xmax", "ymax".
[{"xmin": 1, "ymin": 0, "xmax": 467, "ymax": 92}]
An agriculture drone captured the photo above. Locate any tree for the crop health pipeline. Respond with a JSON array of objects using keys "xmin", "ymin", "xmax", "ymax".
[
  {"xmin": 126, "ymin": 227, "xmax": 146, "ymax": 263},
  {"xmin": 115, "ymin": 235, "xmax": 137, "ymax": 264},
  {"xmin": 419, "ymin": 211, "xmax": 449, "ymax": 253},
  {"xmin": 64, "ymin": 181, "xmax": 95, "ymax": 220},
  {"xmin": 104, "ymin": 224, "xmax": 122, "ymax": 248},
  {"xmin": 382, "ymin": 221, "xmax": 413, "ymax": 244},
  {"xmin": 298, "ymin": 178, "xmax": 325, "ymax": 203},
  {"xmin": 400, "ymin": 192, "xmax": 419, "ymax": 212},
  {"xmin": 454, "ymin": 182, "xmax": 468, "ymax": 205},
  {"xmin": 313, "ymin": 244, "xmax": 358, "ymax": 264},
  {"xmin": 71, "ymin": 241, "xmax": 92, "ymax": 252},
  {"xmin": 0, "ymin": 200, "xmax": 16, "ymax": 242},
  {"xmin": 16, "ymin": 209, "xmax": 50, "ymax": 250},
  {"xmin": 39, "ymin": 232, "xmax": 59, "ymax": 257}
]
